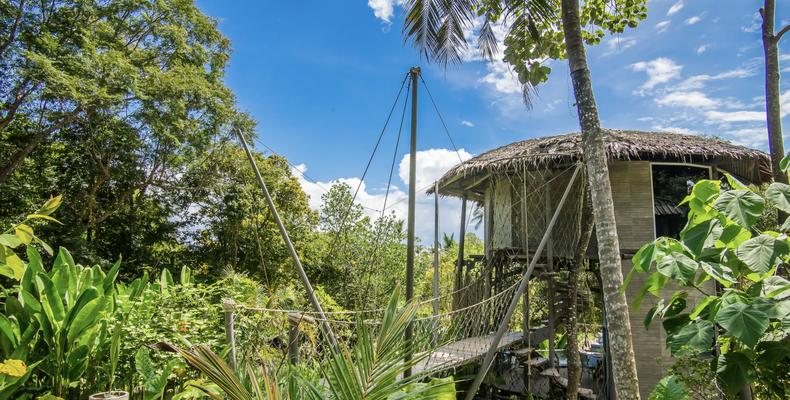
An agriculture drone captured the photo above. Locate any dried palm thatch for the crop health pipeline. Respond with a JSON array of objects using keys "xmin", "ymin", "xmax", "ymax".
[{"xmin": 432, "ymin": 129, "xmax": 771, "ymax": 196}]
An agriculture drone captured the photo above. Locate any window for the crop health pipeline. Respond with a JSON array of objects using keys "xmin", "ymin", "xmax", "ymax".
[{"xmin": 652, "ymin": 164, "xmax": 711, "ymax": 238}]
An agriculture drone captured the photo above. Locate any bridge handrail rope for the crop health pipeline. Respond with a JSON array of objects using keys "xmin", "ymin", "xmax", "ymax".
[{"xmin": 228, "ymin": 163, "xmax": 577, "ymax": 318}]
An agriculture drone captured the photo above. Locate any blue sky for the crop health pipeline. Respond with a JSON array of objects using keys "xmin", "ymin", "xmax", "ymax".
[{"xmin": 197, "ymin": 0, "xmax": 790, "ymax": 240}]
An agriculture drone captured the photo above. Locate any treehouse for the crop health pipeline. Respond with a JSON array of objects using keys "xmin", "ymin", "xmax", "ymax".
[{"xmin": 433, "ymin": 129, "xmax": 770, "ymax": 398}]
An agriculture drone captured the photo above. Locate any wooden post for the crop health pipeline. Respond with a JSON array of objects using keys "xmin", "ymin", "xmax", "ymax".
[
  {"xmin": 288, "ymin": 322, "xmax": 300, "ymax": 365},
  {"xmin": 235, "ymin": 129, "xmax": 337, "ymax": 349},
  {"xmin": 455, "ymin": 195, "xmax": 468, "ymax": 309},
  {"xmin": 463, "ymin": 164, "xmax": 581, "ymax": 400},
  {"xmin": 286, "ymin": 313, "xmax": 314, "ymax": 365},
  {"xmin": 405, "ymin": 66, "xmax": 420, "ymax": 377},
  {"xmin": 521, "ymin": 169, "xmax": 531, "ymax": 393},
  {"xmin": 432, "ymin": 181, "xmax": 440, "ymax": 344},
  {"xmin": 544, "ymin": 177, "xmax": 556, "ymax": 368},
  {"xmin": 223, "ymin": 300, "xmax": 237, "ymax": 371}
]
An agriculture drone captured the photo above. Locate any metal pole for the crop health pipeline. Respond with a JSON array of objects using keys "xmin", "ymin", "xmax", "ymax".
[
  {"xmin": 432, "ymin": 181, "xmax": 440, "ymax": 344},
  {"xmin": 463, "ymin": 164, "xmax": 581, "ymax": 400},
  {"xmin": 235, "ymin": 129, "xmax": 338, "ymax": 349},
  {"xmin": 404, "ymin": 66, "xmax": 419, "ymax": 377},
  {"xmin": 223, "ymin": 300, "xmax": 237, "ymax": 371}
]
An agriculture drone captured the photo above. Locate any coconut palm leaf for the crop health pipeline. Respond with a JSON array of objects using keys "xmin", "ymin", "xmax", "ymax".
[{"xmin": 323, "ymin": 286, "xmax": 426, "ymax": 400}]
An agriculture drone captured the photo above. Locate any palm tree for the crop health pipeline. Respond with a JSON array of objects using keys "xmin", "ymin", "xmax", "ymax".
[
  {"xmin": 760, "ymin": 0, "xmax": 790, "ymax": 220},
  {"xmin": 401, "ymin": 1, "xmax": 643, "ymax": 398},
  {"xmin": 165, "ymin": 287, "xmax": 456, "ymax": 400}
]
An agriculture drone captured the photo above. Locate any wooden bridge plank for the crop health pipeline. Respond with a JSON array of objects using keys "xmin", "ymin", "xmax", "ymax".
[{"xmin": 412, "ymin": 332, "xmax": 523, "ymax": 375}]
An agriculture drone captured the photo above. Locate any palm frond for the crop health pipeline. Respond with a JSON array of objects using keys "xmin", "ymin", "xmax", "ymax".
[
  {"xmin": 477, "ymin": 18, "xmax": 499, "ymax": 61},
  {"xmin": 504, "ymin": 0, "xmax": 556, "ymax": 25},
  {"xmin": 403, "ymin": 0, "xmax": 441, "ymax": 59},
  {"xmin": 435, "ymin": 0, "xmax": 476, "ymax": 66},
  {"xmin": 174, "ymin": 345, "xmax": 255, "ymax": 400}
]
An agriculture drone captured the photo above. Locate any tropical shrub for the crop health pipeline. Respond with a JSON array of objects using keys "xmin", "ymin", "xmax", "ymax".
[
  {"xmin": 630, "ymin": 173, "xmax": 790, "ymax": 398},
  {"xmin": 167, "ymin": 287, "xmax": 457, "ymax": 400}
]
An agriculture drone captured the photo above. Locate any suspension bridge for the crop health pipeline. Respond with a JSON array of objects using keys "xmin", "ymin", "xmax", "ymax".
[{"xmin": 233, "ymin": 67, "xmax": 602, "ymax": 399}]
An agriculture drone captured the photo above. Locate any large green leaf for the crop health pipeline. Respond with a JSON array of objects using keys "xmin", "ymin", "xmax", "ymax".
[
  {"xmin": 66, "ymin": 297, "xmax": 107, "ymax": 343},
  {"xmin": 633, "ymin": 272, "xmax": 669, "ymax": 310},
  {"xmin": 632, "ymin": 242, "xmax": 657, "ymax": 273},
  {"xmin": 103, "ymin": 257, "xmax": 122, "ymax": 294},
  {"xmin": 656, "ymin": 252, "xmax": 698, "ymax": 283},
  {"xmin": 716, "ymin": 352, "xmax": 753, "ymax": 396},
  {"xmin": 648, "ymin": 375, "xmax": 688, "ymax": 400},
  {"xmin": 762, "ymin": 275, "xmax": 790, "ymax": 299},
  {"xmin": 52, "ymin": 247, "xmax": 75, "ymax": 271},
  {"xmin": 682, "ymin": 180, "xmax": 720, "ymax": 205},
  {"xmin": 63, "ymin": 287, "xmax": 99, "ymax": 331},
  {"xmin": 736, "ymin": 235, "xmax": 789, "ymax": 274},
  {"xmin": 716, "ymin": 222, "xmax": 751, "ymax": 249},
  {"xmin": 669, "ymin": 320, "xmax": 714, "ymax": 355},
  {"xmin": 66, "ymin": 344, "xmax": 89, "ymax": 381},
  {"xmin": 713, "ymin": 190, "xmax": 764, "ymax": 229},
  {"xmin": 0, "ymin": 234, "xmax": 22, "ymax": 248},
  {"xmin": 781, "ymin": 151, "xmax": 790, "ymax": 172},
  {"xmin": 680, "ymin": 218, "xmax": 721, "ymax": 256},
  {"xmin": 699, "ymin": 261, "xmax": 735, "ymax": 288},
  {"xmin": 35, "ymin": 273, "xmax": 66, "ymax": 328},
  {"xmin": 766, "ymin": 182, "xmax": 790, "ymax": 213},
  {"xmin": 715, "ymin": 301, "xmax": 769, "ymax": 348}
]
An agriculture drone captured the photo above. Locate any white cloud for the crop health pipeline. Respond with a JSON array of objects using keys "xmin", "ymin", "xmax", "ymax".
[
  {"xmin": 398, "ymin": 148, "xmax": 473, "ymax": 192},
  {"xmin": 696, "ymin": 45, "xmax": 708, "ymax": 54},
  {"xmin": 667, "ymin": 1, "xmax": 684, "ymax": 16},
  {"xmin": 655, "ymin": 20, "xmax": 671, "ymax": 33},
  {"xmin": 460, "ymin": 120, "xmax": 475, "ymax": 127},
  {"xmin": 480, "ymin": 61, "xmax": 522, "ymax": 94},
  {"xmin": 295, "ymin": 149, "xmax": 474, "ymax": 241},
  {"xmin": 463, "ymin": 19, "xmax": 525, "ymax": 96},
  {"xmin": 368, "ymin": 0, "xmax": 403, "ymax": 23},
  {"xmin": 602, "ymin": 36, "xmax": 637, "ymax": 56},
  {"xmin": 685, "ymin": 16, "xmax": 702, "ymax": 25},
  {"xmin": 656, "ymin": 91, "xmax": 719, "ymax": 108},
  {"xmin": 630, "ymin": 58, "xmax": 683, "ymax": 91},
  {"xmin": 723, "ymin": 127, "xmax": 767, "ymax": 148},
  {"xmin": 674, "ymin": 68, "xmax": 754, "ymax": 90},
  {"xmin": 742, "ymin": 12, "xmax": 761, "ymax": 33},
  {"xmin": 704, "ymin": 110, "xmax": 765, "ymax": 122},
  {"xmin": 650, "ymin": 125, "xmax": 704, "ymax": 135}
]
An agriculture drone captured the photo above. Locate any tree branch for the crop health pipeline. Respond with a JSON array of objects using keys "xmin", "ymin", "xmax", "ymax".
[
  {"xmin": 0, "ymin": 0, "xmax": 25, "ymax": 57},
  {"xmin": 777, "ymin": 23, "xmax": 790, "ymax": 41}
]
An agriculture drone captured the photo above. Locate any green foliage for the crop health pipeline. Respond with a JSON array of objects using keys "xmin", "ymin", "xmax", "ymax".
[
  {"xmin": 1, "ymin": 244, "xmax": 121, "ymax": 398},
  {"xmin": 0, "ymin": 195, "xmax": 61, "ymax": 280},
  {"xmin": 135, "ymin": 347, "xmax": 182, "ymax": 400},
  {"xmin": 648, "ymin": 375, "xmax": 688, "ymax": 400},
  {"xmin": 313, "ymin": 183, "xmax": 406, "ymax": 311},
  {"xmin": 171, "ymin": 288, "xmax": 456, "ymax": 400},
  {"xmin": 630, "ymin": 177, "xmax": 790, "ymax": 397}
]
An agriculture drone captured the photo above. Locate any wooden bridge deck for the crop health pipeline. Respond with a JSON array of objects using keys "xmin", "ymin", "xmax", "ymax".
[{"xmin": 412, "ymin": 332, "xmax": 524, "ymax": 375}]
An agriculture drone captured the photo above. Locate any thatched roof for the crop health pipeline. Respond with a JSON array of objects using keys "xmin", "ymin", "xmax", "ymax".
[{"xmin": 434, "ymin": 129, "xmax": 771, "ymax": 196}]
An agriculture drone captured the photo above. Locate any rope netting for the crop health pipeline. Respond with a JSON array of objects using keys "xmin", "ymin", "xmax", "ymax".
[{"xmin": 226, "ymin": 163, "xmax": 585, "ymax": 375}]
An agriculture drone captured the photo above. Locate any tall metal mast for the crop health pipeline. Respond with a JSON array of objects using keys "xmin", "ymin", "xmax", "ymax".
[{"xmin": 405, "ymin": 66, "xmax": 420, "ymax": 376}]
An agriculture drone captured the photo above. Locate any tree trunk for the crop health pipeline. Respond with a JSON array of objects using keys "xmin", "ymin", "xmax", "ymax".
[
  {"xmin": 567, "ymin": 184, "xmax": 595, "ymax": 400},
  {"xmin": 762, "ymin": 0, "xmax": 788, "ymax": 206},
  {"xmin": 559, "ymin": 0, "xmax": 641, "ymax": 399}
]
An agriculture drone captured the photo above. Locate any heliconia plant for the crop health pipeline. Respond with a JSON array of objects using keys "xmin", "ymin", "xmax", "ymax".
[
  {"xmin": 629, "ymin": 166, "xmax": 790, "ymax": 398},
  {"xmin": 0, "ymin": 196, "xmax": 130, "ymax": 399}
]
